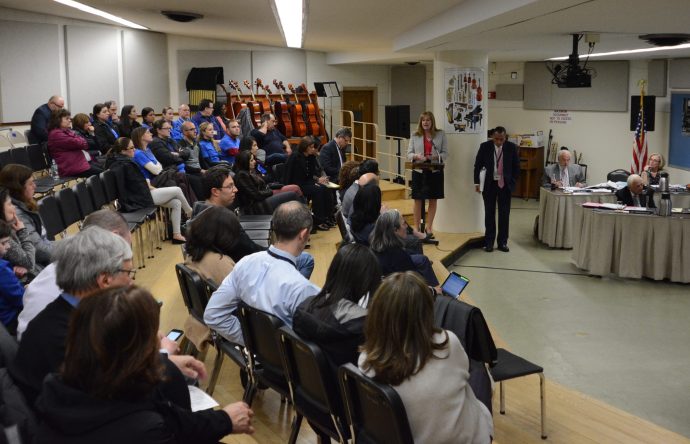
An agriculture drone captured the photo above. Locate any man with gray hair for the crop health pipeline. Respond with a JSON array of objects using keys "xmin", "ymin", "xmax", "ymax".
[
  {"xmin": 29, "ymin": 95, "xmax": 65, "ymax": 144},
  {"xmin": 172, "ymin": 103, "xmax": 191, "ymax": 142},
  {"xmin": 205, "ymin": 201, "xmax": 320, "ymax": 345},
  {"xmin": 16, "ymin": 209, "xmax": 131, "ymax": 340},
  {"xmin": 320, "ymin": 127, "xmax": 353, "ymax": 183},
  {"xmin": 10, "ymin": 226, "xmax": 134, "ymax": 404},
  {"xmin": 616, "ymin": 174, "xmax": 655, "ymax": 208}
]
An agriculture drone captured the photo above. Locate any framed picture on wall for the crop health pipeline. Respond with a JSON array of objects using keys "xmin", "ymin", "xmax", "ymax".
[{"xmin": 443, "ymin": 67, "xmax": 484, "ymax": 134}]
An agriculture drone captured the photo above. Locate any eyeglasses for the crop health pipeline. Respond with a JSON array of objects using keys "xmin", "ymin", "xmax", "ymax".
[
  {"xmin": 184, "ymin": 128, "xmax": 196, "ymax": 132},
  {"xmin": 161, "ymin": 126, "xmax": 172, "ymax": 130},
  {"xmin": 118, "ymin": 269, "xmax": 137, "ymax": 279},
  {"xmin": 220, "ymin": 184, "xmax": 236, "ymax": 190}
]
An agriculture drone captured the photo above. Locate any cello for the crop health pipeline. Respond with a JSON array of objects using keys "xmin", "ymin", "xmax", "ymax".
[
  {"xmin": 300, "ymin": 83, "xmax": 320, "ymax": 136},
  {"xmin": 272, "ymin": 79, "xmax": 293, "ymax": 138},
  {"xmin": 287, "ymin": 83, "xmax": 307, "ymax": 137},
  {"xmin": 254, "ymin": 79, "xmax": 272, "ymax": 115},
  {"xmin": 243, "ymin": 80, "xmax": 263, "ymax": 128},
  {"xmin": 228, "ymin": 80, "xmax": 248, "ymax": 121}
]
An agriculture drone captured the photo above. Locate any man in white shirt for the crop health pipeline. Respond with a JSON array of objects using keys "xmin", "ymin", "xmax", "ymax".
[{"xmin": 204, "ymin": 201, "xmax": 320, "ymax": 345}]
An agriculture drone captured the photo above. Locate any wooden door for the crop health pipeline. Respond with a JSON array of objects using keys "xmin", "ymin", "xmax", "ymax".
[{"xmin": 342, "ymin": 89, "xmax": 376, "ymax": 160}]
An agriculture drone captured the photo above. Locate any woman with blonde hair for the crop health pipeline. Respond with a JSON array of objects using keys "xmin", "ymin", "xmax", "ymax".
[
  {"xmin": 641, "ymin": 152, "xmax": 665, "ymax": 186},
  {"xmin": 406, "ymin": 111, "xmax": 448, "ymax": 238},
  {"xmin": 359, "ymin": 272, "xmax": 493, "ymax": 444},
  {"xmin": 197, "ymin": 122, "xmax": 229, "ymax": 168}
]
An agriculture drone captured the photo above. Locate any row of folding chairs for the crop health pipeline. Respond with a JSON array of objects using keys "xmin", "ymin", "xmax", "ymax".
[{"xmin": 0, "ymin": 144, "xmax": 75, "ymax": 194}]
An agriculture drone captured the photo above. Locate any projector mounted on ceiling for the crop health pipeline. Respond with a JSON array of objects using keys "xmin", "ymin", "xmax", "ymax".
[{"xmin": 546, "ymin": 34, "xmax": 596, "ymax": 88}]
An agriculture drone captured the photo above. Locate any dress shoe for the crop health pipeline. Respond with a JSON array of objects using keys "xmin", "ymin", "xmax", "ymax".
[
  {"xmin": 498, "ymin": 244, "xmax": 510, "ymax": 252},
  {"xmin": 484, "ymin": 246, "xmax": 493, "ymax": 252},
  {"xmin": 171, "ymin": 238, "xmax": 186, "ymax": 245}
]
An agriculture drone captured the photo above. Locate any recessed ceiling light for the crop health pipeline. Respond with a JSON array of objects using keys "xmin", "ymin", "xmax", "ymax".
[
  {"xmin": 272, "ymin": 0, "xmax": 304, "ymax": 48},
  {"xmin": 54, "ymin": 0, "xmax": 148, "ymax": 30}
]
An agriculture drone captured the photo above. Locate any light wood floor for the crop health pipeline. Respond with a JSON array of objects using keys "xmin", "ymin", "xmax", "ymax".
[{"xmin": 139, "ymin": 221, "xmax": 690, "ymax": 444}]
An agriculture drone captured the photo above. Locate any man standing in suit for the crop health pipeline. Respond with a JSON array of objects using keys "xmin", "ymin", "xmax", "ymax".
[
  {"xmin": 473, "ymin": 126, "xmax": 520, "ymax": 252},
  {"xmin": 28, "ymin": 95, "xmax": 64, "ymax": 144},
  {"xmin": 319, "ymin": 127, "xmax": 352, "ymax": 183},
  {"xmin": 542, "ymin": 149, "xmax": 586, "ymax": 187}
]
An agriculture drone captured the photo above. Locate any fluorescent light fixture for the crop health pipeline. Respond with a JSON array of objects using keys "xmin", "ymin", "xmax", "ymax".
[
  {"xmin": 54, "ymin": 0, "xmax": 148, "ymax": 30},
  {"xmin": 547, "ymin": 43, "xmax": 690, "ymax": 60},
  {"xmin": 272, "ymin": 0, "xmax": 304, "ymax": 48}
]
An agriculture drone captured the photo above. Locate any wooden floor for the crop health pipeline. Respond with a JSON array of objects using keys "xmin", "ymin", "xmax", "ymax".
[{"xmin": 138, "ymin": 214, "xmax": 690, "ymax": 444}]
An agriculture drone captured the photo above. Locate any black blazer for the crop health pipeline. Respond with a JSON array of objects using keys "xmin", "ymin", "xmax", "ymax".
[
  {"xmin": 149, "ymin": 137, "xmax": 184, "ymax": 170},
  {"xmin": 615, "ymin": 186, "xmax": 656, "ymax": 208},
  {"xmin": 105, "ymin": 155, "xmax": 155, "ymax": 211},
  {"xmin": 473, "ymin": 140, "xmax": 520, "ymax": 192},
  {"xmin": 318, "ymin": 140, "xmax": 343, "ymax": 182},
  {"xmin": 93, "ymin": 121, "xmax": 117, "ymax": 154}
]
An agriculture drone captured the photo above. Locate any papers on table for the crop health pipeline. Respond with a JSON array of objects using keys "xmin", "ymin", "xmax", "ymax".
[
  {"xmin": 582, "ymin": 202, "xmax": 625, "ymax": 210},
  {"xmin": 188, "ymin": 385, "xmax": 219, "ymax": 412}
]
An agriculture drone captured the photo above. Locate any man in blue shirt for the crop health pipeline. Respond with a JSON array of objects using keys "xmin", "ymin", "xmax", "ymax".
[
  {"xmin": 192, "ymin": 99, "xmax": 222, "ymax": 140},
  {"xmin": 250, "ymin": 113, "xmax": 292, "ymax": 166},
  {"xmin": 172, "ymin": 103, "xmax": 191, "ymax": 142},
  {"xmin": 28, "ymin": 95, "xmax": 64, "ymax": 144}
]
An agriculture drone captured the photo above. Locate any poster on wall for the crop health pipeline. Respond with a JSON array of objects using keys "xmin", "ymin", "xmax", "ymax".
[
  {"xmin": 669, "ymin": 93, "xmax": 690, "ymax": 170},
  {"xmin": 443, "ymin": 67, "xmax": 484, "ymax": 134}
]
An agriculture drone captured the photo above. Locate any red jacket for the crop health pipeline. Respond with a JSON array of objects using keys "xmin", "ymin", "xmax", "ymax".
[{"xmin": 48, "ymin": 129, "xmax": 89, "ymax": 177}]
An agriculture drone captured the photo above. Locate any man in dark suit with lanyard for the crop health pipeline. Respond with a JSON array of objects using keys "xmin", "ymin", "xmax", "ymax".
[{"xmin": 473, "ymin": 126, "xmax": 520, "ymax": 252}]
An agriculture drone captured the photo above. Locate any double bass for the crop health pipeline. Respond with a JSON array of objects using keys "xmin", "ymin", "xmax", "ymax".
[
  {"xmin": 254, "ymin": 79, "xmax": 272, "ymax": 115},
  {"xmin": 272, "ymin": 79, "xmax": 293, "ymax": 138},
  {"xmin": 228, "ymin": 80, "xmax": 248, "ymax": 121},
  {"xmin": 243, "ymin": 80, "xmax": 263, "ymax": 128},
  {"xmin": 300, "ymin": 83, "xmax": 320, "ymax": 136},
  {"xmin": 287, "ymin": 83, "xmax": 307, "ymax": 137}
]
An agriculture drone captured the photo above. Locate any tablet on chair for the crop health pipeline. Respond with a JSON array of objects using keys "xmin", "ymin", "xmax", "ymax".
[{"xmin": 441, "ymin": 271, "xmax": 470, "ymax": 299}]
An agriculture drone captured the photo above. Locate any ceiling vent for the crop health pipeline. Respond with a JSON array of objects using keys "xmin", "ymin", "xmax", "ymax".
[
  {"xmin": 639, "ymin": 34, "xmax": 690, "ymax": 47},
  {"xmin": 161, "ymin": 11, "xmax": 203, "ymax": 23}
]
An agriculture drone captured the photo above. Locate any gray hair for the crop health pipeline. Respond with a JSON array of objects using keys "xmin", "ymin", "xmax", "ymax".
[
  {"xmin": 335, "ymin": 128, "xmax": 352, "ymax": 139},
  {"xmin": 272, "ymin": 201, "xmax": 313, "ymax": 241},
  {"xmin": 83, "ymin": 209, "xmax": 129, "ymax": 238},
  {"xmin": 53, "ymin": 226, "xmax": 132, "ymax": 294},
  {"xmin": 370, "ymin": 209, "xmax": 405, "ymax": 253},
  {"xmin": 627, "ymin": 174, "xmax": 642, "ymax": 187}
]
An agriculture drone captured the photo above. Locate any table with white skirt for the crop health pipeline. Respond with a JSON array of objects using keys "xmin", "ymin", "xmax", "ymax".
[
  {"xmin": 571, "ymin": 205, "xmax": 690, "ymax": 283},
  {"xmin": 538, "ymin": 187, "xmax": 617, "ymax": 248}
]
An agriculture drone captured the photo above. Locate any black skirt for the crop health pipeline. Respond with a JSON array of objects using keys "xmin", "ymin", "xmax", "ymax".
[{"xmin": 411, "ymin": 169, "xmax": 444, "ymax": 200}]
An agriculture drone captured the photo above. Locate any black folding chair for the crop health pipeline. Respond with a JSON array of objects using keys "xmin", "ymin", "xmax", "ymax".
[
  {"xmin": 338, "ymin": 363, "xmax": 414, "ymax": 444},
  {"xmin": 73, "ymin": 181, "xmax": 95, "ymax": 220},
  {"xmin": 239, "ymin": 214, "xmax": 272, "ymax": 247},
  {"xmin": 8, "ymin": 147, "xmax": 31, "ymax": 168},
  {"xmin": 37, "ymin": 195, "xmax": 66, "ymax": 240},
  {"xmin": 278, "ymin": 326, "xmax": 349, "ymax": 444},
  {"xmin": 55, "ymin": 187, "xmax": 82, "ymax": 229}
]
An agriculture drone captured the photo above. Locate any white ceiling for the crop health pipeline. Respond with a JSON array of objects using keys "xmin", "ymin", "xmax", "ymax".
[{"xmin": 2, "ymin": 0, "xmax": 690, "ymax": 63}]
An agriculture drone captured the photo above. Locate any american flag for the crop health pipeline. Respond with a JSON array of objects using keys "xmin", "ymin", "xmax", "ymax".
[{"xmin": 631, "ymin": 97, "xmax": 647, "ymax": 174}]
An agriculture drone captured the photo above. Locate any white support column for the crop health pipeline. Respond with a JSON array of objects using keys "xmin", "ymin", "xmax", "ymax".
[{"xmin": 433, "ymin": 51, "xmax": 488, "ymax": 234}]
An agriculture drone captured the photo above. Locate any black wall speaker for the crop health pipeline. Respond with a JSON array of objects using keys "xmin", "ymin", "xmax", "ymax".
[
  {"xmin": 385, "ymin": 105, "xmax": 411, "ymax": 138},
  {"xmin": 630, "ymin": 95, "xmax": 655, "ymax": 132}
]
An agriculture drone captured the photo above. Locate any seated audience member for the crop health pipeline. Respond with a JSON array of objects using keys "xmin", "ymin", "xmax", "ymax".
[
  {"xmin": 192, "ymin": 99, "xmax": 222, "ymax": 140},
  {"xmin": 185, "ymin": 206, "xmax": 240, "ymax": 286},
  {"xmin": 370, "ymin": 209, "xmax": 439, "ymax": 287},
  {"xmin": 92, "ymin": 103, "xmax": 118, "ymax": 154},
  {"xmin": 16, "ymin": 209, "xmax": 130, "ymax": 340},
  {"xmin": 349, "ymin": 183, "xmax": 382, "ymax": 245},
  {"xmin": 358, "ymin": 271, "xmax": 494, "ymax": 444},
  {"xmin": 1, "ymin": 186, "xmax": 38, "ymax": 279},
  {"xmin": 341, "ymin": 159, "xmax": 379, "ymax": 219},
  {"xmin": 162, "ymin": 106, "xmax": 175, "ymax": 127},
  {"xmin": 0, "ymin": 164, "xmax": 53, "ymax": 267},
  {"xmin": 9, "ymin": 227, "xmax": 135, "ymax": 404},
  {"xmin": 285, "ymin": 137, "xmax": 335, "ymax": 231},
  {"xmin": 213, "ymin": 102, "xmax": 231, "ymax": 135},
  {"xmin": 239, "ymin": 136, "xmax": 267, "ymax": 175},
  {"xmin": 72, "ymin": 113, "xmax": 100, "ymax": 157},
  {"xmin": 47, "ymin": 109, "xmax": 103, "ymax": 178},
  {"xmin": 319, "ymin": 127, "xmax": 352, "ymax": 183},
  {"xmin": 105, "ymin": 100, "xmax": 119, "ymax": 126},
  {"xmin": 204, "ymin": 201, "xmax": 320, "ymax": 346},
  {"xmin": 149, "ymin": 119, "xmax": 185, "ymax": 172},
  {"xmin": 0, "ymin": 220, "xmax": 25, "ymax": 334},
  {"xmin": 178, "ymin": 121, "xmax": 204, "ymax": 174},
  {"xmin": 293, "ymin": 243, "xmax": 380, "ymax": 371},
  {"xmin": 233, "ymin": 150, "xmax": 300, "ymax": 215},
  {"xmin": 616, "ymin": 174, "xmax": 655, "ymax": 208},
  {"xmin": 140, "ymin": 107, "xmax": 156, "ymax": 129},
  {"xmin": 542, "ymin": 149, "xmax": 586, "ymax": 188},
  {"xmin": 641, "ymin": 152, "xmax": 665, "ymax": 186},
  {"xmin": 250, "ymin": 113, "xmax": 292, "ymax": 166},
  {"xmin": 218, "ymin": 119, "xmax": 242, "ymax": 165},
  {"xmin": 172, "ymin": 103, "xmax": 191, "ymax": 141},
  {"xmin": 29, "ymin": 95, "xmax": 64, "ymax": 144},
  {"xmin": 337, "ymin": 160, "xmax": 361, "ymax": 199},
  {"xmin": 117, "ymin": 105, "xmax": 140, "ymax": 138},
  {"xmin": 34, "ymin": 285, "xmax": 254, "ymax": 443},
  {"xmin": 198, "ymin": 122, "xmax": 231, "ymax": 167},
  {"xmin": 107, "ymin": 136, "xmax": 191, "ymax": 244},
  {"xmin": 191, "ymin": 167, "xmax": 314, "ymax": 278}
]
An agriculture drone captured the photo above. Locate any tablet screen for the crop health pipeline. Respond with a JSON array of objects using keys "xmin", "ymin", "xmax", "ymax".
[{"xmin": 442, "ymin": 272, "xmax": 469, "ymax": 297}]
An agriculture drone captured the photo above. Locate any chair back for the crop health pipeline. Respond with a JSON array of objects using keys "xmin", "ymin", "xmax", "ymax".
[
  {"xmin": 335, "ymin": 210, "xmax": 351, "ymax": 243},
  {"xmin": 0, "ymin": 323, "xmax": 18, "ymax": 367},
  {"xmin": 9, "ymin": 147, "xmax": 31, "ymax": 168},
  {"xmin": 100, "ymin": 169, "xmax": 119, "ymax": 205},
  {"xmin": 607, "ymin": 169, "xmax": 630, "ymax": 182},
  {"xmin": 272, "ymin": 162, "xmax": 286, "ymax": 183},
  {"xmin": 37, "ymin": 195, "xmax": 66, "ymax": 240},
  {"xmin": 85, "ymin": 174, "xmax": 108, "ymax": 209},
  {"xmin": 55, "ymin": 187, "xmax": 82, "ymax": 228},
  {"xmin": 278, "ymin": 326, "xmax": 347, "ymax": 440},
  {"xmin": 73, "ymin": 181, "xmax": 95, "ymax": 219},
  {"xmin": 0, "ymin": 149, "xmax": 11, "ymax": 168},
  {"xmin": 237, "ymin": 302, "xmax": 287, "ymax": 389},
  {"xmin": 26, "ymin": 144, "xmax": 49, "ymax": 172},
  {"xmin": 338, "ymin": 363, "xmax": 414, "ymax": 444},
  {"xmin": 174, "ymin": 263, "xmax": 209, "ymax": 324}
]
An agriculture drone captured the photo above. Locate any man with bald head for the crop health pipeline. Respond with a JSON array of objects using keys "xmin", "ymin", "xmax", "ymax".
[
  {"xmin": 29, "ymin": 95, "xmax": 64, "ymax": 144},
  {"xmin": 542, "ymin": 149, "xmax": 586, "ymax": 188},
  {"xmin": 616, "ymin": 174, "xmax": 655, "ymax": 208},
  {"xmin": 172, "ymin": 103, "xmax": 191, "ymax": 141}
]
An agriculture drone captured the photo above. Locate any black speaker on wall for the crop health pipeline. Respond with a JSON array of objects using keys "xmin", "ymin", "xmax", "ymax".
[
  {"xmin": 630, "ymin": 95, "xmax": 655, "ymax": 131},
  {"xmin": 385, "ymin": 105, "xmax": 411, "ymax": 138}
]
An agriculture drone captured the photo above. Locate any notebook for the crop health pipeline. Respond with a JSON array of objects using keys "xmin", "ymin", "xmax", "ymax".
[{"xmin": 441, "ymin": 271, "xmax": 470, "ymax": 299}]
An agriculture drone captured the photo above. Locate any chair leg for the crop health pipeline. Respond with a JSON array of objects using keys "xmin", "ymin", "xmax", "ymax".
[
  {"xmin": 206, "ymin": 349, "xmax": 225, "ymax": 396},
  {"xmin": 499, "ymin": 380, "xmax": 505, "ymax": 414},
  {"xmin": 287, "ymin": 412, "xmax": 303, "ymax": 444},
  {"xmin": 137, "ymin": 228, "xmax": 146, "ymax": 268},
  {"xmin": 539, "ymin": 373, "xmax": 547, "ymax": 439}
]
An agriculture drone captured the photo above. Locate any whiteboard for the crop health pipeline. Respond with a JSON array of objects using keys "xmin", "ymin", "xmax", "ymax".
[{"xmin": 0, "ymin": 20, "xmax": 61, "ymax": 123}]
